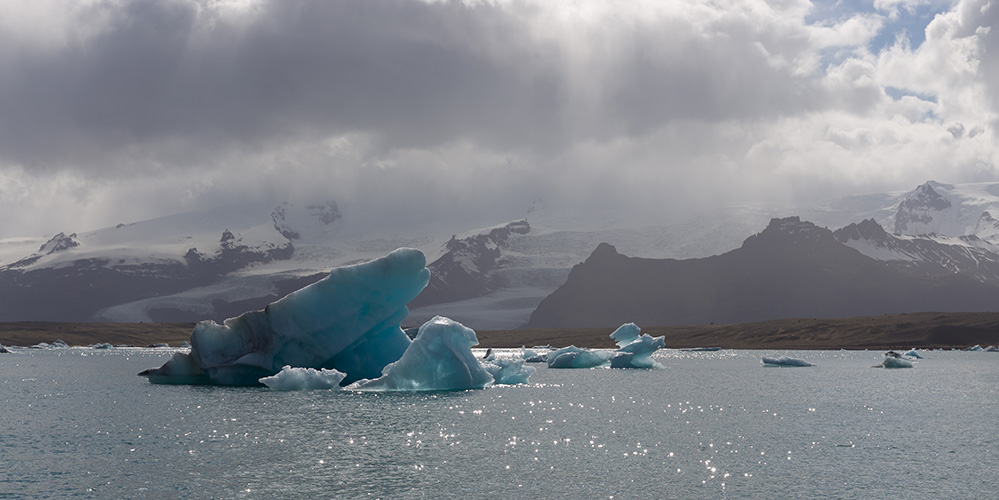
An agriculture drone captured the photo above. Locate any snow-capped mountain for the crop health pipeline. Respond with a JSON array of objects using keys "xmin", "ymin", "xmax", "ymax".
[
  {"xmin": 5, "ymin": 180, "xmax": 999, "ymax": 327},
  {"xmin": 526, "ymin": 216, "xmax": 999, "ymax": 328}
]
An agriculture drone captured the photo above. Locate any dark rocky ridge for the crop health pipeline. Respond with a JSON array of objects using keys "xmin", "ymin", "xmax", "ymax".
[{"xmin": 527, "ymin": 217, "xmax": 999, "ymax": 328}]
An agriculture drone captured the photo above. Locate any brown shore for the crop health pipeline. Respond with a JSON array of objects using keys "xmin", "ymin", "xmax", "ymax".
[{"xmin": 2, "ymin": 311, "xmax": 998, "ymax": 350}]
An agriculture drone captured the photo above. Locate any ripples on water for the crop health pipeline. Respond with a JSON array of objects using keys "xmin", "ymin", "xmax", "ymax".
[{"xmin": 1, "ymin": 348, "xmax": 996, "ymax": 499}]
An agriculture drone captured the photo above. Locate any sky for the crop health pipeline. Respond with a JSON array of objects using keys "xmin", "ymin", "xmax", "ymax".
[{"xmin": 0, "ymin": 0, "xmax": 997, "ymax": 237}]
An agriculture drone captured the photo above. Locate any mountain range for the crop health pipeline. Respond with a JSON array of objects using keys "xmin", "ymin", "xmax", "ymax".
[{"xmin": 4, "ymin": 181, "xmax": 999, "ymax": 328}]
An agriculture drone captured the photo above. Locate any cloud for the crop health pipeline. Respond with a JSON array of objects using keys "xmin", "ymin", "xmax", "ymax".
[{"xmin": 0, "ymin": 0, "xmax": 996, "ymax": 237}]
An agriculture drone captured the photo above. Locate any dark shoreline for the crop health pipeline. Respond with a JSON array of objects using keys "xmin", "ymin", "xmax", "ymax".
[{"xmin": 2, "ymin": 312, "xmax": 998, "ymax": 350}]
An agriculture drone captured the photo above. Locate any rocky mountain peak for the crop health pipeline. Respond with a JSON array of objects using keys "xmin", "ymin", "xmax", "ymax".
[
  {"xmin": 895, "ymin": 181, "xmax": 953, "ymax": 235},
  {"xmin": 973, "ymin": 211, "xmax": 999, "ymax": 241},
  {"xmin": 834, "ymin": 219, "xmax": 889, "ymax": 243},
  {"xmin": 38, "ymin": 232, "xmax": 79, "ymax": 254}
]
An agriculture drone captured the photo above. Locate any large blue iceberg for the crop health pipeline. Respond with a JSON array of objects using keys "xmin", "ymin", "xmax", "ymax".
[
  {"xmin": 140, "ymin": 248, "xmax": 430, "ymax": 385},
  {"xmin": 348, "ymin": 316, "xmax": 495, "ymax": 391}
]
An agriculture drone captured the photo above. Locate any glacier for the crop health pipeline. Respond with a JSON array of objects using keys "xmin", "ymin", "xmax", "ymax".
[
  {"xmin": 139, "ymin": 248, "xmax": 430, "ymax": 386},
  {"xmin": 260, "ymin": 366, "xmax": 347, "ymax": 391},
  {"xmin": 348, "ymin": 316, "xmax": 495, "ymax": 391}
]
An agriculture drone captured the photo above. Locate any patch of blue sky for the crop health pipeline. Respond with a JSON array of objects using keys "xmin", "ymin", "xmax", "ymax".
[
  {"xmin": 885, "ymin": 85, "xmax": 938, "ymax": 103},
  {"xmin": 806, "ymin": 0, "xmax": 951, "ymax": 52}
]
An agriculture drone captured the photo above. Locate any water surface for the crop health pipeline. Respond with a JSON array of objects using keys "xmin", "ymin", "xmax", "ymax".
[{"xmin": 1, "ymin": 348, "xmax": 996, "ymax": 499}]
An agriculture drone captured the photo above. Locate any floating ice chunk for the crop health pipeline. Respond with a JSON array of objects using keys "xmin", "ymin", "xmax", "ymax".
[
  {"xmin": 986, "ymin": 346, "xmax": 998, "ymax": 352},
  {"xmin": 964, "ymin": 345, "xmax": 983, "ymax": 351},
  {"xmin": 349, "ymin": 316, "xmax": 494, "ymax": 392},
  {"xmin": 521, "ymin": 347, "xmax": 549, "ymax": 363},
  {"xmin": 140, "ymin": 248, "xmax": 430, "ymax": 386},
  {"xmin": 611, "ymin": 335, "xmax": 665, "ymax": 369},
  {"xmin": 89, "ymin": 343, "xmax": 113, "ymax": 350},
  {"xmin": 483, "ymin": 358, "xmax": 536, "ymax": 385},
  {"xmin": 902, "ymin": 349, "xmax": 924, "ymax": 359},
  {"xmin": 681, "ymin": 346, "xmax": 722, "ymax": 352},
  {"xmin": 879, "ymin": 356, "xmax": 913, "ymax": 368},
  {"xmin": 0, "ymin": 344, "xmax": 10, "ymax": 354},
  {"xmin": 762, "ymin": 356, "xmax": 815, "ymax": 367},
  {"xmin": 610, "ymin": 323, "xmax": 642, "ymax": 348},
  {"xmin": 547, "ymin": 346, "xmax": 613, "ymax": 368},
  {"xmin": 259, "ymin": 366, "xmax": 346, "ymax": 391}
]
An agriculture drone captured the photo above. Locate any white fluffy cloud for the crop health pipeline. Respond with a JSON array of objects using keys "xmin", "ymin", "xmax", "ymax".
[{"xmin": 0, "ymin": 0, "xmax": 996, "ymax": 236}]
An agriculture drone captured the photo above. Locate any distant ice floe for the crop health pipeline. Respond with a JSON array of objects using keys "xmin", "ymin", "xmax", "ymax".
[
  {"xmin": 547, "ymin": 323, "xmax": 665, "ymax": 369},
  {"xmin": 28, "ymin": 340, "xmax": 69, "ymax": 349},
  {"xmin": 964, "ymin": 345, "xmax": 983, "ymax": 351},
  {"xmin": 762, "ymin": 356, "xmax": 815, "ymax": 367},
  {"xmin": 260, "ymin": 366, "xmax": 347, "ymax": 391},
  {"xmin": 0, "ymin": 344, "xmax": 10, "ymax": 354},
  {"xmin": 903, "ymin": 349, "xmax": 924, "ymax": 359},
  {"xmin": 547, "ymin": 345, "xmax": 614, "ymax": 368},
  {"xmin": 879, "ymin": 357, "xmax": 914, "ymax": 368}
]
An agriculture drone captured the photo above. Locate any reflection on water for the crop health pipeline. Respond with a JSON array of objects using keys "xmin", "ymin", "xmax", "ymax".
[{"xmin": 1, "ymin": 348, "xmax": 996, "ymax": 499}]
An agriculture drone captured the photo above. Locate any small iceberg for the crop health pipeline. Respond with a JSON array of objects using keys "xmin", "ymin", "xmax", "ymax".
[
  {"xmin": 964, "ymin": 345, "xmax": 983, "ymax": 351},
  {"xmin": 878, "ymin": 351, "xmax": 913, "ymax": 368},
  {"xmin": 521, "ymin": 347, "xmax": 548, "ymax": 363},
  {"xmin": 0, "ymin": 344, "xmax": 10, "ymax": 354},
  {"xmin": 348, "ymin": 316, "xmax": 495, "ymax": 392},
  {"xmin": 482, "ymin": 358, "xmax": 536, "ymax": 385},
  {"xmin": 260, "ymin": 366, "xmax": 347, "ymax": 391},
  {"xmin": 89, "ymin": 343, "xmax": 113, "ymax": 350},
  {"xmin": 902, "ymin": 349, "xmax": 923, "ymax": 359},
  {"xmin": 609, "ymin": 323, "xmax": 665, "ymax": 369},
  {"xmin": 879, "ymin": 357, "xmax": 914, "ymax": 368},
  {"xmin": 547, "ymin": 346, "xmax": 613, "ymax": 368},
  {"xmin": 762, "ymin": 356, "xmax": 814, "ymax": 367},
  {"xmin": 681, "ymin": 346, "xmax": 722, "ymax": 352},
  {"xmin": 985, "ymin": 346, "xmax": 998, "ymax": 352}
]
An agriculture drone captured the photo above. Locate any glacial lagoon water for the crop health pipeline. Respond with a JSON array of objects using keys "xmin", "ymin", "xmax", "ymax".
[{"xmin": 2, "ymin": 348, "xmax": 996, "ymax": 499}]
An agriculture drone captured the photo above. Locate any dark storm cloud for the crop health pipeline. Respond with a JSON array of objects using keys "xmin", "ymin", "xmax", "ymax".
[{"xmin": 0, "ymin": 0, "xmax": 831, "ymax": 174}]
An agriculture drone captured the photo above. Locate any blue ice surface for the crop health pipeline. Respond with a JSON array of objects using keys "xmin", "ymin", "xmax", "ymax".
[
  {"xmin": 903, "ymin": 349, "xmax": 924, "ymax": 359},
  {"xmin": 610, "ymin": 332, "xmax": 665, "ymax": 369},
  {"xmin": 762, "ymin": 356, "xmax": 815, "ymax": 367},
  {"xmin": 521, "ymin": 347, "xmax": 548, "ymax": 363},
  {"xmin": 879, "ymin": 356, "xmax": 914, "ymax": 368},
  {"xmin": 348, "ymin": 316, "xmax": 496, "ymax": 392},
  {"xmin": 259, "ymin": 366, "xmax": 347, "ymax": 391},
  {"xmin": 610, "ymin": 323, "xmax": 642, "ymax": 348},
  {"xmin": 139, "ymin": 248, "xmax": 430, "ymax": 386},
  {"xmin": 547, "ymin": 345, "xmax": 613, "ymax": 368}
]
